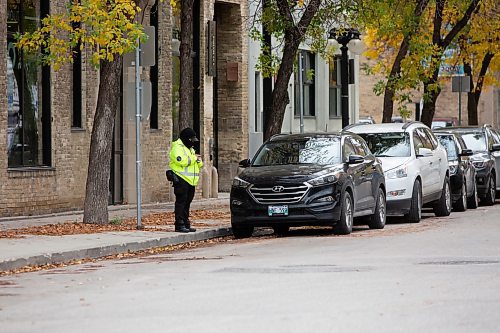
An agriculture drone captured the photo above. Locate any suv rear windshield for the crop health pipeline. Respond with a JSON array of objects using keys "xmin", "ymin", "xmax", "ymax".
[
  {"xmin": 253, "ymin": 137, "xmax": 341, "ymax": 166},
  {"xmin": 357, "ymin": 132, "xmax": 410, "ymax": 157},
  {"xmin": 459, "ymin": 132, "xmax": 486, "ymax": 152}
]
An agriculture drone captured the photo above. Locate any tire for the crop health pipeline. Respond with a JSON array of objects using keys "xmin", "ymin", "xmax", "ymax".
[
  {"xmin": 434, "ymin": 177, "xmax": 452, "ymax": 217},
  {"xmin": 481, "ymin": 175, "xmax": 496, "ymax": 206},
  {"xmin": 272, "ymin": 225, "xmax": 290, "ymax": 236},
  {"xmin": 333, "ymin": 191, "xmax": 353, "ymax": 235},
  {"xmin": 368, "ymin": 188, "xmax": 386, "ymax": 229},
  {"xmin": 231, "ymin": 224, "xmax": 254, "ymax": 239},
  {"xmin": 452, "ymin": 180, "xmax": 467, "ymax": 212},
  {"xmin": 405, "ymin": 180, "xmax": 422, "ymax": 223},
  {"xmin": 467, "ymin": 180, "xmax": 479, "ymax": 209}
]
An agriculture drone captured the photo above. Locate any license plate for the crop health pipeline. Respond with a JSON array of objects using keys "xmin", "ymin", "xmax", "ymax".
[{"xmin": 268, "ymin": 205, "xmax": 288, "ymax": 216}]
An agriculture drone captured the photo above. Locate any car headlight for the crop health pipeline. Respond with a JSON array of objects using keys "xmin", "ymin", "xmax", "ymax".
[
  {"xmin": 472, "ymin": 160, "xmax": 486, "ymax": 169},
  {"xmin": 307, "ymin": 174, "xmax": 337, "ymax": 187},
  {"xmin": 448, "ymin": 161, "xmax": 459, "ymax": 174},
  {"xmin": 386, "ymin": 166, "xmax": 408, "ymax": 179},
  {"xmin": 232, "ymin": 177, "xmax": 250, "ymax": 188}
]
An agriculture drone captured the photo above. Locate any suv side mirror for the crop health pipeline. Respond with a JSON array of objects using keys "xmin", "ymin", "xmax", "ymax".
[
  {"xmin": 491, "ymin": 143, "xmax": 500, "ymax": 152},
  {"xmin": 347, "ymin": 155, "xmax": 364, "ymax": 164},
  {"xmin": 459, "ymin": 148, "xmax": 473, "ymax": 157},
  {"xmin": 238, "ymin": 159, "xmax": 251, "ymax": 168},
  {"xmin": 417, "ymin": 147, "xmax": 433, "ymax": 157}
]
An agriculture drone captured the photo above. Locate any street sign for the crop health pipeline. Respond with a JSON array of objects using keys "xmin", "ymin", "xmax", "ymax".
[
  {"xmin": 123, "ymin": 26, "xmax": 156, "ymax": 68},
  {"xmin": 451, "ymin": 75, "xmax": 471, "ymax": 125},
  {"xmin": 452, "ymin": 75, "xmax": 470, "ymax": 92}
]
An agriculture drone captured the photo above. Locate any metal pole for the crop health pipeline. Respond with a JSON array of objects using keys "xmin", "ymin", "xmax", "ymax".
[
  {"xmin": 298, "ymin": 51, "xmax": 304, "ymax": 133},
  {"xmin": 135, "ymin": 40, "xmax": 143, "ymax": 229},
  {"xmin": 340, "ymin": 44, "xmax": 349, "ymax": 129},
  {"xmin": 458, "ymin": 77, "xmax": 462, "ymax": 126}
]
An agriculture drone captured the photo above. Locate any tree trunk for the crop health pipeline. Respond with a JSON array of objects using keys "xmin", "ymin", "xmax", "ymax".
[
  {"xmin": 263, "ymin": 0, "xmax": 321, "ymax": 140},
  {"xmin": 420, "ymin": 70, "xmax": 440, "ymax": 127},
  {"xmin": 420, "ymin": 0, "xmax": 480, "ymax": 127},
  {"xmin": 466, "ymin": 52, "xmax": 494, "ymax": 126},
  {"xmin": 83, "ymin": 57, "xmax": 123, "ymax": 224},
  {"xmin": 464, "ymin": 62, "xmax": 478, "ymax": 125},
  {"xmin": 264, "ymin": 34, "xmax": 300, "ymax": 140},
  {"xmin": 179, "ymin": 0, "xmax": 194, "ymax": 130},
  {"xmin": 381, "ymin": 0, "xmax": 430, "ymax": 123},
  {"xmin": 382, "ymin": 39, "xmax": 410, "ymax": 123}
]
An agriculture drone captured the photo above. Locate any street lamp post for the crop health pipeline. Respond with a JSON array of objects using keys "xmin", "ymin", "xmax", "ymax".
[{"xmin": 329, "ymin": 28, "xmax": 361, "ymax": 129}]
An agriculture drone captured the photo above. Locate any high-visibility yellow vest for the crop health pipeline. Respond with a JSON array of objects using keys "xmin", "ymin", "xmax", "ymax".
[{"xmin": 169, "ymin": 139, "xmax": 203, "ymax": 186}]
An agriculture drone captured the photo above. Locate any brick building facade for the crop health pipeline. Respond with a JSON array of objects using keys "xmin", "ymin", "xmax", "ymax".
[{"xmin": 0, "ymin": 0, "xmax": 248, "ymax": 217}]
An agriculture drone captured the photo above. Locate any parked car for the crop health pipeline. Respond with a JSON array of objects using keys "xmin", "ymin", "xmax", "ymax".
[
  {"xmin": 230, "ymin": 132, "xmax": 386, "ymax": 238},
  {"xmin": 444, "ymin": 125, "xmax": 500, "ymax": 205},
  {"xmin": 358, "ymin": 116, "xmax": 376, "ymax": 125},
  {"xmin": 347, "ymin": 121, "xmax": 451, "ymax": 222},
  {"xmin": 434, "ymin": 131, "xmax": 478, "ymax": 210},
  {"xmin": 431, "ymin": 117, "xmax": 458, "ymax": 130}
]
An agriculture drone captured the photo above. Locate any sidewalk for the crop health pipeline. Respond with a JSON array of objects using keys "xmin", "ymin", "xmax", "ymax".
[{"xmin": 0, "ymin": 194, "xmax": 232, "ymax": 272}]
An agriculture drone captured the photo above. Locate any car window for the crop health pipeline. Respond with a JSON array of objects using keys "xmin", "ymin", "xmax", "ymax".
[
  {"xmin": 343, "ymin": 139, "xmax": 357, "ymax": 161},
  {"xmin": 253, "ymin": 137, "xmax": 342, "ymax": 166},
  {"xmin": 460, "ymin": 132, "xmax": 487, "ymax": 152},
  {"xmin": 415, "ymin": 128, "xmax": 434, "ymax": 150},
  {"xmin": 456, "ymin": 136, "xmax": 467, "ymax": 151},
  {"xmin": 423, "ymin": 128, "xmax": 439, "ymax": 149},
  {"xmin": 349, "ymin": 137, "xmax": 367, "ymax": 157},
  {"xmin": 413, "ymin": 132, "xmax": 424, "ymax": 154},
  {"xmin": 357, "ymin": 132, "xmax": 410, "ymax": 157},
  {"xmin": 488, "ymin": 129, "xmax": 500, "ymax": 144},
  {"xmin": 437, "ymin": 135, "xmax": 458, "ymax": 161}
]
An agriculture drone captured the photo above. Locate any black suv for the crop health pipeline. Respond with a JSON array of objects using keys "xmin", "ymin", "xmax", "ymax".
[
  {"xmin": 230, "ymin": 132, "xmax": 386, "ymax": 238},
  {"xmin": 446, "ymin": 126, "xmax": 500, "ymax": 205},
  {"xmin": 434, "ymin": 131, "xmax": 478, "ymax": 211}
]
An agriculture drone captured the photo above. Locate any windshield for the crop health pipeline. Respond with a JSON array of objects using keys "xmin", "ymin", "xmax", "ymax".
[
  {"xmin": 437, "ymin": 135, "xmax": 458, "ymax": 161},
  {"xmin": 252, "ymin": 137, "xmax": 341, "ymax": 166},
  {"xmin": 357, "ymin": 132, "xmax": 410, "ymax": 157},
  {"xmin": 460, "ymin": 132, "xmax": 486, "ymax": 152}
]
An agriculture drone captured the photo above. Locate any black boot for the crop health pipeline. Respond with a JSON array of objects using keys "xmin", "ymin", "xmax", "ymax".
[
  {"xmin": 185, "ymin": 221, "xmax": 196, "ymax": 232},
  {"xmin": 175, "ymin": 224, "xmax": 190, "ymax": 233}
]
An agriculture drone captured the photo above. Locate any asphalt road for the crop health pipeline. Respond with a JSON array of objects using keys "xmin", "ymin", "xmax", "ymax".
[{"xmin": 1, "ymin": 203, "xmax": 500, "ymax": 333}]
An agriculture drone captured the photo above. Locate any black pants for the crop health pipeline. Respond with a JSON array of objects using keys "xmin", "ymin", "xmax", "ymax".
[{"xmin": 173, "ymin": 177, "xmax": 195, "ymax": 227}]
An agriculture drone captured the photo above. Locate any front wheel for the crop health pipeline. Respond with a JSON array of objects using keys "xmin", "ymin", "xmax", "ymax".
[
  {"xmin": 333, "ymin": 192, "xmax": 353, "ymax": 235},
  {"xmin": 481, "ymin": 175, "xmax": 496, "ymax": 206},
  {"xmin": 231, "ymin": 224, "xmax": 254, "ymax": 239},
  {"xmin": 368, "ymin": 188, "xmax": 386, "ymax": 229},
  {"xmin": 453, "ymin": 180, "xmax": 467, "ymax": 212},
  {"xmin": 405, "ymin": 180, "xmax": 422, "ymax": 223},
  {"xmin": 467, "ymin": 180, "xmax": 479, "ymax": 209},
  {"xmin": 434, "ymin": 177, "xmax": 452, "ymax": 217}
]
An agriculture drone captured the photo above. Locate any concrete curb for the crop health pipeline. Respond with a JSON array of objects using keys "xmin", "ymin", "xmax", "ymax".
[{"xmin": 0, "ymin": 227, "xmax": 232, "ymax": 272}]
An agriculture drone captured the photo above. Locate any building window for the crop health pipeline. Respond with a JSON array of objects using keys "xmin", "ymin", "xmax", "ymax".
[
  {"xmin": 329, "ymin": 56, "xmax": 341, "ymax": 118},
  {"xmin": 72, "ymin": 21, "xmax": 82, "ymax": 128},
  {"xmin": 254, "ymin": 71, "xmax": 262, "ymax": 132},
  {"xmin": 294, "ymin": 50, "xmax": 315, "ymax": 117},
  {"xmin": 7, "ymin": 0, "xmax": 51, "ymax": 167},
  {"xmin": 171, "ymin": 14, "xmax": 181, "ymax": 140},
  {"xmin": 149, "ymin": 2, "xmax": 159, "ymax": 129}
]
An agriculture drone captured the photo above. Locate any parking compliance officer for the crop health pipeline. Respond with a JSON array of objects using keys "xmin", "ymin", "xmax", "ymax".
[{"xmin": 169, "ymin": 127, "xmax": 203, "ymax": 233}]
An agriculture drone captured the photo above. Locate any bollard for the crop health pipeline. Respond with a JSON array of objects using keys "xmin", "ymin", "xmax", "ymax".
[
  {"xmin": 210, "ymin": 166, "xmax": 219, "ymax": 198},
  {"xmin": 201, "ymin": 167, "xmax": 210, "ymax": 199}
]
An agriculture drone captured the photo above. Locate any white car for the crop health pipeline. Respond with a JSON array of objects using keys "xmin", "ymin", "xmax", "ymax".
[{"xmin": 346, "ymin": 122, "xmax": 451, "ymax": 222}]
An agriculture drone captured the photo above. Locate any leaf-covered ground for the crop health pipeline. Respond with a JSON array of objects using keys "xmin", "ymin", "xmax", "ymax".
[{"xmin": 0, "ymin": 210, "xmax": 231, "ymax": 239}]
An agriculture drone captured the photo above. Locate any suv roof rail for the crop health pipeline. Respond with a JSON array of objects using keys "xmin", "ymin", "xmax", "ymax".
[
  {"xmin": 402, "ymin": 121, "xmax": 423, "ymax": 130},
  {"xmin": 343, "ymin": 123, "xmax": 366, "ymax": 131}
]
